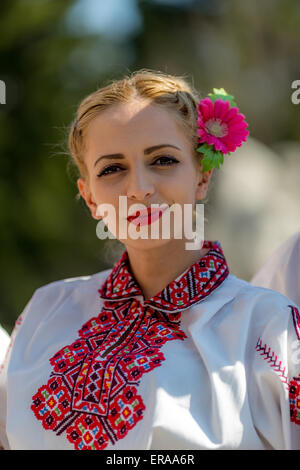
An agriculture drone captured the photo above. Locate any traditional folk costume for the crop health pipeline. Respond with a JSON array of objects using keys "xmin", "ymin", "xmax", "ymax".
[
  {"xmin": 2, "ymin": 88, "xmax": 296, "ymax": 450},
  {"xmin": 1, "ymin": 240, "xmax": 300, "ymax": 450}
]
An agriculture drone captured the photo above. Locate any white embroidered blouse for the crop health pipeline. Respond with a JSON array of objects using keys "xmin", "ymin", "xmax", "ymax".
[{"xmin": 1, "ymin": 240, "xmax": 300, "ymax": 450}]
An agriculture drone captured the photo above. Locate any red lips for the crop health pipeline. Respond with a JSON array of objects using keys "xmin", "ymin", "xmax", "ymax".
[
  {"xmin": 127, "ymin": 207, "xmax": 166, "ymax": 226},
  {"xmin": 127, "ymin": 208, "xmax": 152, "ymax": 222}
]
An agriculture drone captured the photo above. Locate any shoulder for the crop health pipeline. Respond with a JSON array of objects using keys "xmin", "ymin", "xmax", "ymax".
[
  {"xmin": 15, "ymin": 268, "xmax": 113, "ymax": 332},
  {"xmin": 33, "ymin": 268, "xmax": 112, "ymax": 300},
  {"xmin": 217, "ymin": 273, "xmax": 293, "ymax": 305},
  {"xmin": 214, "ymin": 274, "xmax": 298, "ymax": 329},
  {"xmin": 189, "ymin": 273, "xmax": 297, "ymax": 339},
  {"xmin": 229, "ymin": 273, "xmax": 296, "ymax": 311},
  {"xmin": 206, "ymin": 276, "xmax": 299, "ymax": 369},
  {"xmin": 6, "ymin": 267, "xmax": 114, "ymax": 366},
  {"xmin": 227, "ymin": 274, "xmax": 294, "ymax": 305}
]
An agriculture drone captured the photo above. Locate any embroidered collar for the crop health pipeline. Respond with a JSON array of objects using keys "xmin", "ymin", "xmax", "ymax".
[{"xmin": 98, "ymin": 240, "xmax": 229, "ymax": 312}]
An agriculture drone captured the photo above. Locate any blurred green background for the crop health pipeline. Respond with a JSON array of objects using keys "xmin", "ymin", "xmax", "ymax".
[{"xmin": 1, "ymin": 0, "xmax": 300, "ymax": 333}]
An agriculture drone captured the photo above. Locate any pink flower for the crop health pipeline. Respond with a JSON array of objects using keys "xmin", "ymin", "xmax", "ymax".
[{"xmin": 197, "ymin": 97, "xmax": 249, "ymax": 154}]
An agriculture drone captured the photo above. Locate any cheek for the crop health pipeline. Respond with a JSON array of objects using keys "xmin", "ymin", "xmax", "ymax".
[
  {"xmin": 165, "ymin": 175, "xmax": 197, "ymax": 203},
  {"xmin": 90, "ymin": 180, "xmax": 113, "ymax": 202}
]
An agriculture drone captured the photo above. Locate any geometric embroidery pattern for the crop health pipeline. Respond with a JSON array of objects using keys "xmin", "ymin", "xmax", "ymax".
[
  {"xmin": 99, "ymin": 240, "xmax": 229, "ymax": 312},
  {"xmin": 31, "ymin": 301, "xmax": 186, "ymax": 450},
  {"xmin": 31, "ymin": 240, "xmax": 230, "ymax": 450},
  {"xmin": 289, "ymin": 376, "xmax": 300, "ymax": 425},
  {"xmin": 289, "ymin": 305, "xmax": 300, "ymax": 425}
]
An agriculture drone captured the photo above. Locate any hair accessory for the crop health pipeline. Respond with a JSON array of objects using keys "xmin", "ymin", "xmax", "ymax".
[{"xmin": 196, "ymin": 88, "xmax": 249, "ymax": 172}]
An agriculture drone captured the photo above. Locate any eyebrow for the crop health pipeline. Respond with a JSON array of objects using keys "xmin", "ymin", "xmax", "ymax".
[{"xmin": 93, "ymin": 144, "xmax": 181, "ymax": 168}]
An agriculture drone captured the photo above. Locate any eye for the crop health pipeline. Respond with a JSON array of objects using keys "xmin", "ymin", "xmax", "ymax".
[
  {"xmin": 97, "ymin": 164, "xmax": 124, "ymax": 177},
  {"xmin": 97, "ymin": 155, "xmax": 179, "ymax": 178},
  {"xmin": 152, "ymin": 155, "xmax": 179, "ymax": 166}
]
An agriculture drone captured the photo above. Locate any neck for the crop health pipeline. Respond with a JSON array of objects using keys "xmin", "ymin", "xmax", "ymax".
[{"xmin": 125, "ymin": 240, "xmax": 209, "ymax": 300}]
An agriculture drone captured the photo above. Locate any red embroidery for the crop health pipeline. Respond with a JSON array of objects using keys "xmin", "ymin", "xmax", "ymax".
[
  {"xmin": 289, "ymin": 306, "xmax": 300, "ymax": 424},
  {"xmin": 256, "ymin": 306, "xmax": 300, "ymax": 428},
  {"xmin": 31, "ymin": 300, "xmax": 186, "ymax": 450},
  {"xmin": 290, "ymin": 305, "xmax": 300, "ymax": 341},
  {"xmin": 99, "ymin": 241, "xmax": 229, "ymax": 311},
  {"xmin": 31, "ymin": 240, "xmax": 229, "ymax": 449},
  {"xmin": 255, "ymin": 337, "xmax": 289, "ymax": 390},
  {"xmin": 289, "ymin": 377, "xmax": 300, "ymax": 424}
]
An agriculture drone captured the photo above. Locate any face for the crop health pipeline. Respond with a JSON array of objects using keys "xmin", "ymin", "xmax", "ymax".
[{"xmin": 77, "ymin": 99, "xmax": 212, "ymax": 251}]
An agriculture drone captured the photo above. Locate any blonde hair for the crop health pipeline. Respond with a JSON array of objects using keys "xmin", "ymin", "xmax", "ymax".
[{"xmin": 68, "ymin": 69, "xmax": 203, "ymax": 187}]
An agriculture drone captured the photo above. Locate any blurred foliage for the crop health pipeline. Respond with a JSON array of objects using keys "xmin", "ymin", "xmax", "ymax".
[
  {"xmin": 1, "ymin": 0, "xmax": 300, "ymax": 332},
  {"xmin": 0, "ymin": 0, "xmax": 128, "ymax": 332}
]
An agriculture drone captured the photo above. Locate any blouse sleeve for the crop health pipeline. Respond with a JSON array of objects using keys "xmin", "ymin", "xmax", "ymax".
[
  {"xmin": 0, "ymin": 289, "xmax": 39, "ymax": 449},
  {"xmin": 249, "ymin": 294, "xmax": 300, "ymax": 449}
]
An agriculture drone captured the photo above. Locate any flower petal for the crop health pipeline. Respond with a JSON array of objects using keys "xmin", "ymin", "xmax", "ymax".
[
  {"xmin": 221, "ymin": 128, "xmax": 249, "ymax": 151},
  {"xmin": 227, "ymin": 121, "xmax": 249, "ymax": 133},
  {"xmin": 213, "ymin": 99, "xmax": 230, "ymax": 120},
  {"xmin": 224, "ymin": 106, "xmax": 239, "ymax": 122},
  {"xmin": 198, "ymin": 98, "xmax": 214, "ymax": 121},
  {"xmin": 219, "ymin": 136, "xmax": 238, "ymax": 152},
  {"xmin": 197, "ymin": 128, "xmax": 206, "ymax": 138},
  {"xmin": 206, "ymin": 135, "xmax": 229, "ymax": 153},
  {"xmin": 226, "ymin": 114, "xmax": 245, "ymax": 126}
]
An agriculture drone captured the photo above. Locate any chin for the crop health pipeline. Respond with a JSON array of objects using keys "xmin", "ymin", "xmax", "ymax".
[{"xmin": 121, "ymin": 236, "xmax": 174, "ymax": 251}]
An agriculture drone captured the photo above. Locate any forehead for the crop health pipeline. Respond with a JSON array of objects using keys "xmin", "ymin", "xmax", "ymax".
[{"xmin": 84, "ymin": 99, "xmax": 190, "ymax": 152}]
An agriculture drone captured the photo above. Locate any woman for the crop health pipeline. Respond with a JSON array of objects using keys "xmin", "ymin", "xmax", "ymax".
[{"xmin": 1, "ymin": 70, "xmax": 300, "ymax": 450}]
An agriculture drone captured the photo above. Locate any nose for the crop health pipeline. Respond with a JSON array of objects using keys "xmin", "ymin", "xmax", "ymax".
[{"xmin": 126, "ymin": 165, "xmax": 155, "ymax": 202}]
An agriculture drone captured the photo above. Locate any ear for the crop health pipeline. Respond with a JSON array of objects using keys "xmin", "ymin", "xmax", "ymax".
[
  {"xmin": 195, "ymin": 169, "xmax": 213, "ymax": 200},
  {"xmin": 77, "ymin": 178, "xmax": 102, "ymax": 220}
]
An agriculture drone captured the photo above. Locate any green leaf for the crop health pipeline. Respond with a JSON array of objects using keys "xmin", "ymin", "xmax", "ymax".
[
  {"xmin": 208, "ymin": 88, "xmax": 237, "ymax": 108},
  {"xmin": 197, "ymin": 143, "xmax": 226, "ymax": 171}
]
